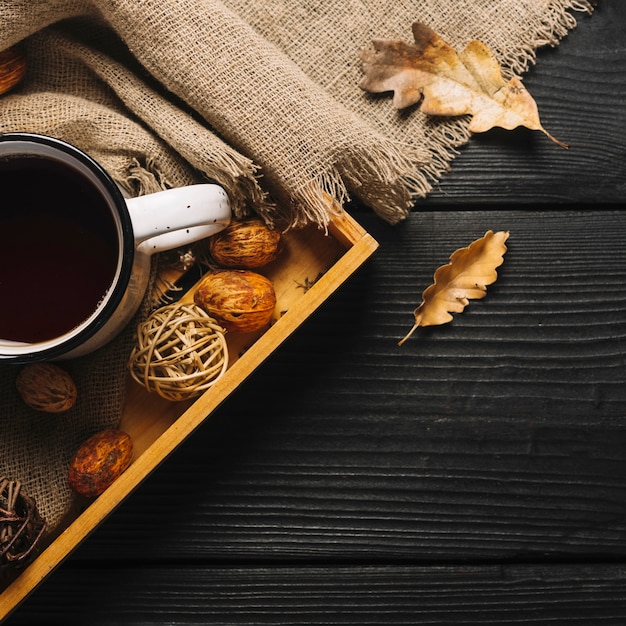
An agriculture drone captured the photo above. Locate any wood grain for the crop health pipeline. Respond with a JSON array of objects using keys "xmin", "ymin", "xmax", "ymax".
[
  {"xmin": 419, "ymin": 2, "xmax": 626, "ymax": 207},
  {"xmin": 60, "ymin": 210, "xmax": 624, "ymax": 562},
  {"xmin": 8, "ymin": 564, "xmax": 626, "ymax": 624}
]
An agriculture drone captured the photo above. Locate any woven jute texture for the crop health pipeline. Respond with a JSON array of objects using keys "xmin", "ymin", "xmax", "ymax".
[{"xmin": 0, "ymin": 0, "xmax": 593, "ymax": 534}]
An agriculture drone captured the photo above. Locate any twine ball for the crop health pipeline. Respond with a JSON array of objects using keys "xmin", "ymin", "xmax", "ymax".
[
  {"xmin": 0, "ymin": 477, "xmax": 46, "ymax": 571},
  {"xmin": 129, "ymin": 302, "xmax": 228, "ymax": 401}
]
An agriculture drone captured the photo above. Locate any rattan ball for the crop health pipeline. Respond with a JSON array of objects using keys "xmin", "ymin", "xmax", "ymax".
[
  {"xmin": 129, "ymin": 302, "xmax": 228, "ymax": 401},
  {"xmin": 0, "ymin": 477, "xmax": 46, "ymax": 571}
]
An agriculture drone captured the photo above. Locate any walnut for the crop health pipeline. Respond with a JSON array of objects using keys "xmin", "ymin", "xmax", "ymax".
[
  {"xmin": 68, "ymin": 429, "xmax": 133, "ymax": 498},
  {"xmin": 194, "ymin": 269, "xmax": 276, "ymax": 333},
  {"xmin": 208, "ymin": 218, "xmax": 282, "ymax": 269},
  {"xmin": 0, "ymin": 46, "xmax": 26, "ymax": 96},
  {"xmin": 15, "ymin": 363, "xmax": 77, "ymax": 413}
]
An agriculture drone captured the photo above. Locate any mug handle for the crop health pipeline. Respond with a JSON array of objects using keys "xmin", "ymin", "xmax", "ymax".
[{"xmin": 126, "ymin": 184, "xmax": 231, "ymax": 254}]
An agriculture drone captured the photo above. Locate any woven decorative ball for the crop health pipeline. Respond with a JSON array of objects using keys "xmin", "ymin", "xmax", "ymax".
[
  {"xmin": 128, "ymin": 302, "xmax": 228, "ymax": 401},
  {"xmin": 1, "ymin": 476, "xmax": 46, "ymax": 571}
]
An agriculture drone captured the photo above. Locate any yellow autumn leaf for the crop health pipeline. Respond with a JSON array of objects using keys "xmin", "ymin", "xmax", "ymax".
[
  {"xmin": 359, "ymin": 21, "xmax": 566, "ymax": 148},
  {"xmin": 398, "ymin": 230, "xmax": 509, "ymax": 345}
]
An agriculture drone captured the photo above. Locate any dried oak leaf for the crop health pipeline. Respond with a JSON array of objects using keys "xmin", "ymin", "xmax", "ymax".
[
  {"xmin": 398, "ymin": 230, "xmax": 509, "ymax": 345},
  {"xmin": 360, "ymin": 21, "xmax": 566, "ymax": 148}
]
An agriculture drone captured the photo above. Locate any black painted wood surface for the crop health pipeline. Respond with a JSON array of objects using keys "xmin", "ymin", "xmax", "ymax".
[{"xmin": 5, "ymin": 3, "xmax": 626, "ymax": 624}]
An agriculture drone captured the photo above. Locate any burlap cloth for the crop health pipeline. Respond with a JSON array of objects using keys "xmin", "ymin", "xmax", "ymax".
[{"xmin": 0, "ymin": 0, "xmax": 593, "ymax": 535}]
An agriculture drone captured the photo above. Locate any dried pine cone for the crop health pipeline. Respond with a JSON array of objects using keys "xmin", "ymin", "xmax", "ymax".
[{"xmin": 0, "ymin": 477, "xmax": 46, "ymax": 570}]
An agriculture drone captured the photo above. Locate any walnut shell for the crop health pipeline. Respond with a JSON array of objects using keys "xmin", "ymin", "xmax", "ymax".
[
  {"xmin": 0, "ymin": 46, "xmax": 26, "ymax": 96},
  {"xmin": 16, "ymin": 363, "xmax": 77, "ymax": 413},
  {"xmin": 194, "ymin": 269, "xmax": 276, "ymax": 333},
  {"xmin": 208, "ymin": 218, "xmax": 282, "ymax": 269},
  {"xmin": 68, "ymin": 429, "xmax": 133, "ymax": 498}
]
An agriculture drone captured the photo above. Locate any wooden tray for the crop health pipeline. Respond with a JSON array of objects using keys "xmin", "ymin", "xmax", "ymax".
[{"xmin": 0, "ymin": 210, "xmax": 378, "ymax": 620}]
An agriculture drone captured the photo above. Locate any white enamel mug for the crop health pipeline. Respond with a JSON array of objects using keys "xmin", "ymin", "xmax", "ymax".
[{"xmin": 0, "ymin": 133, "xmax": 231, "ymax": 363}]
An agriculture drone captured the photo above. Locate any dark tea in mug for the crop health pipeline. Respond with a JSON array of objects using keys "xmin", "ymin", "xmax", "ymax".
[{"xmin": 0, "ymin": 154, "xmax": 119, "ymax": 343}]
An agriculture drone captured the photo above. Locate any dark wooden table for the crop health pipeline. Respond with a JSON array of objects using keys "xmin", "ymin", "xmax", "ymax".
[{"xmin": 6, "ymin": 3, "xmax": 626, "ymax": 624}]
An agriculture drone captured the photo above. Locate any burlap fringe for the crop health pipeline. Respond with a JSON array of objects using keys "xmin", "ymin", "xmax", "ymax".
[
  {"xmin": 125, "ymin": 157, "xmax": 173, "ymax": 196},
  {"xmin": 253, "ymin": 136, "xmax": 434, "ymax": 231},
  {"xmin": 504, "ymin": 0, "xmax": 595, "ymax": 76}
]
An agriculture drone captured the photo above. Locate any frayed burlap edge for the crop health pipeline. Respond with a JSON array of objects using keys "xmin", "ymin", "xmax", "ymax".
[{"xmin": 260, "ymin": 138, "xmax": 426, "ymax": 231}]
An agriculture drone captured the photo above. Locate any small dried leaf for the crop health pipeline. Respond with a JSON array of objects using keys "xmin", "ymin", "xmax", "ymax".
[
  {"xmin": 398, "ymin": 230, "xmax": 509, "ymax": 345},
  {"xmin": 359, "ymin": 21, "xmax": 566, "ymax": 148}
]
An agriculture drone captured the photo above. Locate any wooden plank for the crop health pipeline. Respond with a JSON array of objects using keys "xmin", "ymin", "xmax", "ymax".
[
  {"xmin": 54, "ymin": 210, "xmax": 626, "ymax": 566},
  {"xmin": 7, "ymin": 563, "xmax": 626, "ymax": 624}
]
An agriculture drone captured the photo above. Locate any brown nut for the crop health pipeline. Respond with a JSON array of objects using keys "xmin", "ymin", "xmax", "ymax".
[
  {"xmin": 194, "ymin": 269, "xmax": 276, "ymax": 333},
  {"xmin": 16, "ymin": 363, "xmax": 77, "ymax": 413},
  {"xmin": 68, "ymin": 429, "xmax": 133, "ymax": 498},
  {"xmin": 0, "ymin": 46, "xmax": 26, "ymax": 96},
  {"xmin": 208, "ymin": 218, "xmax": 282, "ymax": 269}
]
